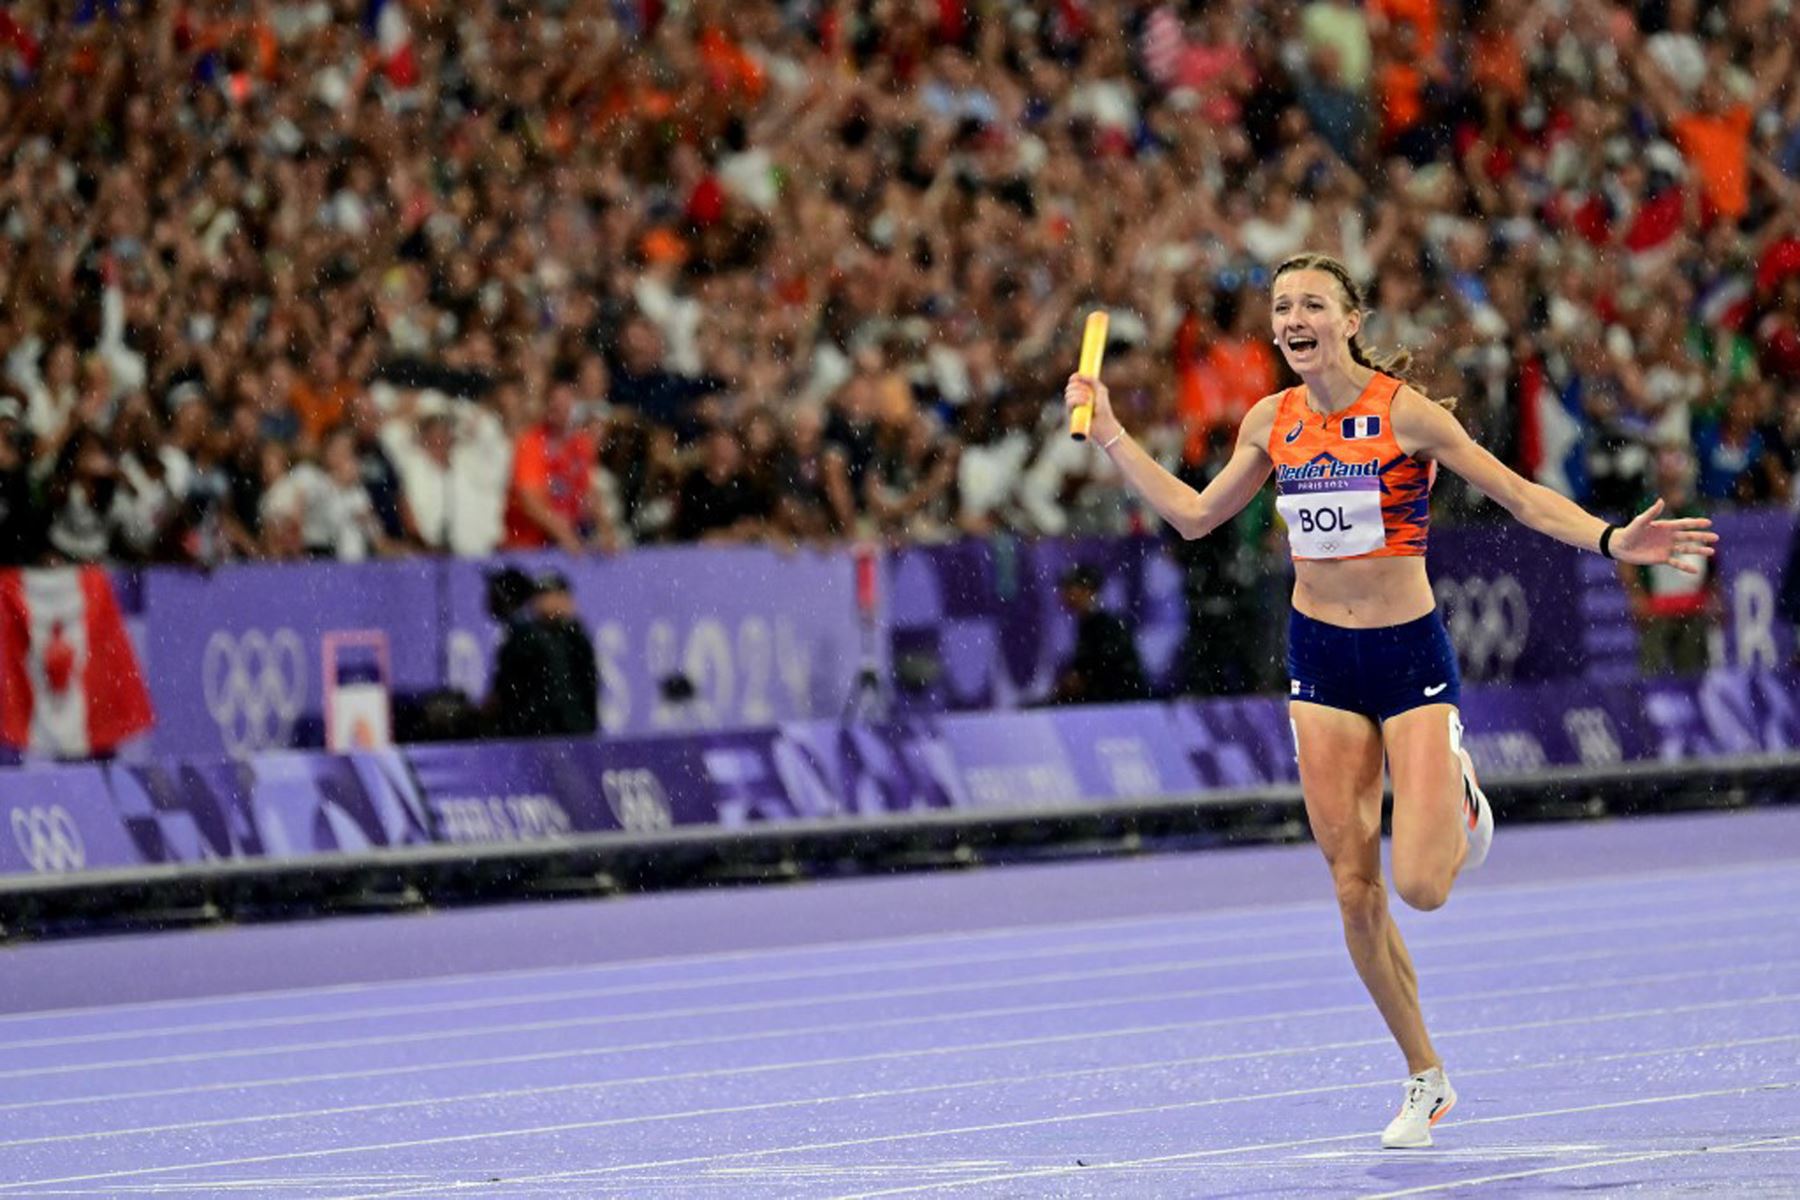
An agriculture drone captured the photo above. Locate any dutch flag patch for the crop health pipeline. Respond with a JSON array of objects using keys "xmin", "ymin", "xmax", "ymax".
[{"xmin": 1341, "ymin": 415, "xmax": 1382, "ymax": 440}]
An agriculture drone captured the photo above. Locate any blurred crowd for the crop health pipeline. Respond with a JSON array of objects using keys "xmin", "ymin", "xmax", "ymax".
[{"xmin": 1, "ymin": 0, "xmax": 1798, "ymax": 571}]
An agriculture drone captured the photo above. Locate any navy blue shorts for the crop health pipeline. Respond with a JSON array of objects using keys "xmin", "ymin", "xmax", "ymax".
[{"xmin": 1287, "ymin": 608, "xmax": 1461, "ymax": 721}]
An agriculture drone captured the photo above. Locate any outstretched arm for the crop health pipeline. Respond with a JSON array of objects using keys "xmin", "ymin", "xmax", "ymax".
[
  {"xmin": 1392, "ymin": 390, "xmax": 1718, "ymax": 572},
  {"xmin": 1063, "ymin": 376, "xmax": 1274, "ymax": 540}
]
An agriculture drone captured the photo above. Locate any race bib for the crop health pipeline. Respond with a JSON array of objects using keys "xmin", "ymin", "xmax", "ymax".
[{"xmin": 1277, "ymin": 477, "xmax": 1387, "ymax": 559}]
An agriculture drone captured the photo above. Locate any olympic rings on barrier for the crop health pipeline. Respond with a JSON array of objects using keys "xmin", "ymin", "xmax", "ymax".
[
  {"xmin": 601, "ymin": 769, "xmax": 674, "ymax": 833},
  {"xmin": 202, "ymin": 628, "xmax": 307, "ymax": 756},
  {"xmin": 1433, "ymin": 574, "xmax": 1530, "ymax": 682},
  {"xmin": 10, "ymin": 805, "xmax": 85, "ymax": 874}
]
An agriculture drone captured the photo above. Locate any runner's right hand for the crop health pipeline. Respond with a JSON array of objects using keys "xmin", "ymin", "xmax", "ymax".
[{"xmin": 1065, "ymin": 374, "xmax": 1122, "ymax": 446}]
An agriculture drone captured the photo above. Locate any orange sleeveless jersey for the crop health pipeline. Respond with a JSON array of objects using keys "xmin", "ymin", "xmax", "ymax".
[{"xmin": 1264, "ymin": 373, "xmax": 1433, "ymax": 560}]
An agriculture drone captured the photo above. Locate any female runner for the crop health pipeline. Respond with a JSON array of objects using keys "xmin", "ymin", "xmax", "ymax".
[{"xmin": 1064, "ymin": 251, "xmax": 1717, "ymax": 1147}]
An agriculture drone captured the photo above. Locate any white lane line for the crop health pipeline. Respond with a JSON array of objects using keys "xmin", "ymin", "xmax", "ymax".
[
  {"xmin": 8, "ymin": 929, "xmax": 1760, "ymax": 1116},
  {"xmin": 11, "ymin": 871, "xmax": 1753, "ymax": 1054},
  {"xmin": 820, "ymin": 1088, "xmax": 1800, "ymax": 1199},
  {"xmin": 0, "ymin": 1176, "xmax": 455, "ymax": 1198},
  {"xmin": 1, "ymin": 995, "xmax": 1793, "ymax": 1194},
  {"xmin": 2, "ymin": 856, "xmax": 1792, "ymax": 1029},
  {"xmin": 9, "ymin": 868, "xmax": 1789, "ymax": 1054},
  {"xmin": 326, "ymin": 1043, "xmax": 1800, "ymax": 1200},
  {"xmin": 8, "ymin": 901, "xmax": 1789, "ymax": 1084},
  {"xmin": 1356, "ymin": 1133, "xmax": 1800, "ymax": 1198},
  {"xmin": 5, "ymin": 961, "xmax": 1784, "ymax": 1151}
]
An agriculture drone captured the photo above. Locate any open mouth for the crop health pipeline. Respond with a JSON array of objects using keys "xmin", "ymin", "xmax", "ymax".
[{"xmin": 1285, "ymin": 335, "xmax": 1318, "ymax": 353}]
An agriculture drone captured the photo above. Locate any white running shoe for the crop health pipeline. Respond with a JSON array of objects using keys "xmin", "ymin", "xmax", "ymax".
[
  {"xmin": 1381, "ymin": 1066, "xmax": 1457, "ymax": 1149},
  {"xmin": 1458, "ymin": 743, "xmax": 1494, "ymax": 870}
]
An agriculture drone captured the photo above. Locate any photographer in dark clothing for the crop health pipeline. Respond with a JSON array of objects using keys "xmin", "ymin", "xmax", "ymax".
[
  {"xmin": 485, "ymin": 568, "xmax": 601, "ymax": 739},
  {"xmin": 1051, "ymin": 563, "xmax": 1150, "ymax": 706}
]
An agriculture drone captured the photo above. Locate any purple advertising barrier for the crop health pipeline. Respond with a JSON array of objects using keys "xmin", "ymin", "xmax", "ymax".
[
  {"xmin": 96, "ymin": 509, "xmax": 1800, "ymax": 763},
  {"xmin": 1707, "ymin": 508, "xmax": 1798, "ymax": 673},
  {"xmin": 1447, "ymin": 676, "xmax": 1662, "ymax": 776},
  {"xmin": 1039, "ymin": 704, "xmax": 1203, "ymax": 802},
  {"xmin": 1165, "ymin": 669, "xmax": 1800, "ymax": 788},
  {"xmin": 886, "ymin": 524, "xmax": 1587, "ymax": 715},
  {"xmin": 1169, "ymin": 695, "xmax": 1302, "ymax": 790},
  {"xmin": 888, "ymin": 536, "xmax": 1187, "ymax": 711},
  {"xmin": 403, "ymin": 708, "xmax": 1201, "ymax": 844},
  {"xmin": 439, "ymin": 545, "xmax": 869, "ymax": 740},
  {"xmin": 102, "ymin": 750, "xmax": 431, "ymax": 867},
  {"xmin": 139, "ymin": 562, "xmax": 445, "ymax": 759},
  {"xmin": 404, "ymin": 735, "xmax": 748, "ymax": 844},
  {"xmin": 1427, "ymin": 521, "xmax": 1585, "ymax": 684},
  {"xmin": 0, "ymin": 751, "xmax": 428, "ymax": 880},
  {"xmin": 5, "ymin": 669, "xmax": 1798, "ymax": 882},
  {"xmin": 1640, "ymin": 669, "xmax": 1800, "ymax": 762},
  {"xmin": 405, "ymin": 723, "xmax": 971, "ymax": 843},
  {"xmin": 762, "ymin": 719, "xmax": 970, "ymax": 822},
  {"xmin": 0, "ymin": 766, "xmax": 140, "ymax": 876}
]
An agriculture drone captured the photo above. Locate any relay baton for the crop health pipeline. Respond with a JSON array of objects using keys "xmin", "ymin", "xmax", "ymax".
[{"xmin": 1069, "ymin": 309, "xmax": 1109, "ymax": 441}]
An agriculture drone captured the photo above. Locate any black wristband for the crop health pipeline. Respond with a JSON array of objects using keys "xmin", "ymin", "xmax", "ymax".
[{"xmin": 1598, "ymin": 524, "xmax": 1618, "ymax": 559}]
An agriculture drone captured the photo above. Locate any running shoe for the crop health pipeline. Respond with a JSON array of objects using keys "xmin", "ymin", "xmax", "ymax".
[
  {"xmin": 1381, "ymin": 1066, "xmax": 1457, "ymax": 1149},
  {"xmin": 1458, "ymin": 743, "xmax": 1494, "ymax": 870}
]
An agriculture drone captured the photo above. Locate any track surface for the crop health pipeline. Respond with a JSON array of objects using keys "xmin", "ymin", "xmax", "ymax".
[{"xmin": 1, "ymin": 807, "xmax": 1796, "ymax": 1198}]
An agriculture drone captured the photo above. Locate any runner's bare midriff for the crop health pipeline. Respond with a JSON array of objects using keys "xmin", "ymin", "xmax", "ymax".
[{"xmin": 1292, "ymin": 556, "xmax": 1436, "ymax": 628}]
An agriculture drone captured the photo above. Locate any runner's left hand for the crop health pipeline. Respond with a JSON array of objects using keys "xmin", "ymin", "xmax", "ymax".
[{"xmin": 1609, "ymin": 498, "xmax": 1719, "ymax": 574}]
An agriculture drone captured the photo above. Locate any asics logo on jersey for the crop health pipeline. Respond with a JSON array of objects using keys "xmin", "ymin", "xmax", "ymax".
[{"xmin": 1284, "ymin": 419, "xmax": 1304, "ymax": 444}]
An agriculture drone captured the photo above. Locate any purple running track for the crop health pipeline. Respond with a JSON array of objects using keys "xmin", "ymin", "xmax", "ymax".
[{"xmin": 0, "ymin": 807, "xmax": 1795, "ymax": 1198}]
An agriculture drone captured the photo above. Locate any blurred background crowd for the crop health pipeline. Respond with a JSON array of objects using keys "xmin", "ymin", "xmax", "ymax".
[{"xmin": 1, "ymin": 0, "xmax": 1797, "ymax": 574}]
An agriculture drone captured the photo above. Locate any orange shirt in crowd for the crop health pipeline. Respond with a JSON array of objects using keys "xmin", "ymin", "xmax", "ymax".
[
  {"xmin": 1178, "ymin": 337, "xmax": 1279, "ymax": 461},
  {"xmin": 292, "ymin": 381, "xmax": 354, "ymax": 447},
  {"xmin": 503, "ymin": 425, "xmax": 596, "ymax": 549},
  {"xmin": 1210, "ymin": 337, "xmax": 1279, "ymax": 424},
  {"xmin": 1470, "ymin": 31, "xmax": 1525, "ymax": 104},
  {"xmin": 1378, "ymin": 61, "xmax": 1426, "ymax": 141},
  {"xmin": 1673, "ymin": 105, "xmax": 1752, "ymax": 222},
  {"xmin": 1371, "ymin": 0, "xmax": 1437, "ymax": 56}
]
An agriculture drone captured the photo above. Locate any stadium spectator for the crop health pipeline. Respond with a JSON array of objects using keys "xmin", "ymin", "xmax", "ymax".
[
  {"xmin": 0, "ymin": 0, "xmax": 1789, "ymax": 576},
  {"xmin": 674, "ymin": 424, "xmax": 765, "ymax": 544},
  {"xmin": 503, "ymin": 381, "xmax": 609, "ymax": 555},
  {"xmin": 384, "ymin": 391, "xmax": 512, "ymax": 557},
  {"xmin": 260, "ymin": 428, "xmax": 392, "ymax": 562},
  {"xmin": 1619, "ymin": 443, "xmax": 1718, "ymax": 676},
  {"xmin": 1052, "ymin": 563, "xmax": 1151, "ymax": 706}
]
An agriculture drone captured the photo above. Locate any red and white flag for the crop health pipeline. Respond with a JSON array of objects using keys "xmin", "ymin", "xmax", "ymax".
[
  {"xmin": 0, "ymin": 567, "xmax": 155, "ymax": 758},
  {"xmin": 368, "ymin": 0, "xmax": 419, "ymax": 89}
]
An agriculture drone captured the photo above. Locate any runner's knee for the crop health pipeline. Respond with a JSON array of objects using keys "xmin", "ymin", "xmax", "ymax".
[
  {"xmin": 1333, "ymin": 870, "xmax": 1387, "ymax": 931},
  {"xmin": 1393, "ymin": 863, "xmax": 1452, "ymax": 912}
]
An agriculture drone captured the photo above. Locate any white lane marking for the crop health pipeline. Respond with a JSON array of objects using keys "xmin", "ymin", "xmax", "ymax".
[
  {"xmin": 7, "ymin": 863, "xmax": 1792, "ymax": 1050},
  {"xmin": 9, "ymin": 902, "xmax": 1791, "ymax": 1084},
  {"xmin": 8, "ymin": 929, "xmax": 1762, "ymax": 1116},
  {"xmin": 16, "ymin": 871, "xmax": 1770, "ymax": 1054},
  {"xmin": 0, "ymin": 1176, "xmax": 455, "ymax": 1198},
  {"xmin": 1, "ymin": 856, "xmax": 1792, "ymax": 1029},
  {"xmin": 326, "ymin": 1043, "xmax": 1800, "ymax": 1200},
  {"xmin": 6, "ymin": 961, "xmax": 1786, "ymax": 1151},
  {"xmin": 1356, "ymin": 1133, "xmax": 1800, "ymax": 1198},
  {"xmin": 820, "ymin": 1089, "xmax": 1800, "ymax": 1199},
  {"xmin": 0, "ymin": 997, "xmax": 1793, "ymax": 1194}
]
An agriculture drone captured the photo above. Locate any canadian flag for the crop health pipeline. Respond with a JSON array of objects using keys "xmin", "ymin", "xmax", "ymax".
[{"xmin": 0, "ymin": 568, "xmax": 155, "ymax": 758}]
